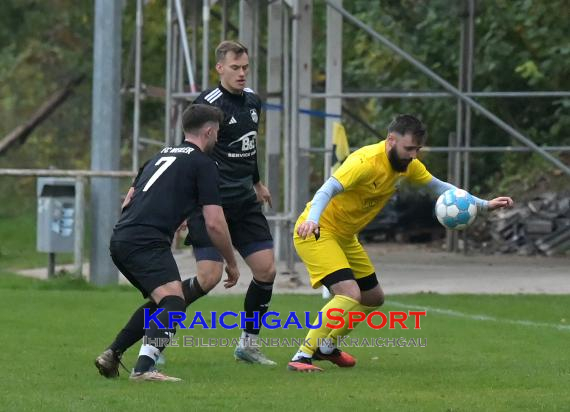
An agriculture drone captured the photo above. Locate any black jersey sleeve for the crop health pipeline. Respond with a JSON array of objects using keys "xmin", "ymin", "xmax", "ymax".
[
  {"xmin": 196, "ymin": 157, "xmax": 222, "ymax": 206},
  {"xmin": 252, "ymin": 96, "xmax": 262, "ymax": 184},
  {"xmin": 252, "ymin": 162, "xmax": 260, "ymax": 184}
]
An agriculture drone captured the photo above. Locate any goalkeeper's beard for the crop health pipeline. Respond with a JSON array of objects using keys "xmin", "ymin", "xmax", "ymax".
[{"xmin": 388, "ymin": 146, "xmax": 411, "ymax": 172}]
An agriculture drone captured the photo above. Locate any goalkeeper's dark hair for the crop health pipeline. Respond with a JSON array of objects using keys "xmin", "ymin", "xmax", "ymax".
[
  {"xmin": 182, "ymin": 104, "xmax": 224, "ymax": 134},
  {"xmin": 387, "ymin": 114, "xmax": 427, "ymax": 144}
]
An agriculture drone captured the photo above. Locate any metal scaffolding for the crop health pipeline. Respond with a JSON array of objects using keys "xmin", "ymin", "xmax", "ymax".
[
  {"xmin": 128, "ymin": 0, "xmax": 570, "ymax": 268},
  {"xmin": 2, "ymin": 0, "xmax": 569, "ymax": 282}
]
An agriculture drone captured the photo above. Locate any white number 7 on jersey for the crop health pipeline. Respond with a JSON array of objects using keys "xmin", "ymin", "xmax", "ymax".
[{"xmin": 142, "ymin": 156, "xmax": 176, "ymax": 192}]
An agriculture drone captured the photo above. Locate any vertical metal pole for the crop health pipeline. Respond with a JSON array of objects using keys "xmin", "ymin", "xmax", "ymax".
[
  {"xmin": 462, "ymin": 0, "xmax": 475, "ymax": 255},
  {"xmin": 446, "ymin": 132, "xmax": 457, "ymax": 252},
  {"xmin": 283, "ymin": 5, "xmax": 291, "ymax": 220},
  {"xmin": 322, "ymin": 0, "xmax": 340, "ymax": 298},
  {"xmin": 73, "ymin": 177, "xmax": 85, "ymax": 276},
  {"xmin": 90, "ymin": 0, "xmax": 122, "ymax": 285},
  {"xmin": 324, "ymin": 0, "xmax": 342, "ymax": 177},
  {"xmin": 252, "ymin": 0, "xmax": 259, "ymax": 92},
  {"xmin": 283, "ymin": 5, "xmax": 292, "ymax": 268},
  {"xmin": 170, "ymin": 20, "xmax": 180, "ymax": 145},
  {"xmin": 165, "ymin": 0, "xmax": 173, "ymax": 145},
  {"xmin": 48, "ymin": 253, "xmax": 56, "ymax": 279},
  {"xmin": 287, "ymin": 0, "xmax": 300, "ymax": 273},
  {"xmin": 266, "ymin": 0, "xmax": 283, "ymax": 259},
  {"xmin": 174, "ymin": 0, "xmax": 197, "ymax": 92},
  {"xmin": 463, "ymin": 0, "xmax": 475, "ymax": 191},
  {"xmin": 449, "ymin": 1, "xmax": 471, "ymax": 253},
  {"xmin": 132, "ymin": 0, "xmax": 143, "ymax": 171},
  {"xmin": 296, "ymin": 0, "xmax": 312, "ymax": 214},
  {"xmin": 221, "ymin": 0, "xmax": 228, "ymax": 41},
  {"xmin": 176, "ymin": 15, "xmax": 185, "ymax": 145},
  {"xmin": 190, "ymin": 0, "xmax": 198, "ymax": 77},
  {"xmin": 452, "ymin": 12, "xmax": 465, "ymax": 253},
  {"xmin": 283, "ymin": 7, "xmax": 293, "ymax": 219},
  {"xmin": 239, "ymin": 0, "xmax": 256, "ymax": 87},
  {"xmin": 202, "ymin": 0, "xmax": 211, "ymax": 90}
]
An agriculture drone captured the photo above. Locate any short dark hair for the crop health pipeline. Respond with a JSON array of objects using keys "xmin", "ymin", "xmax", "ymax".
[
  {"xmin": 182, "ymin": 104, "xmax": 224, "ymax": 134},
  {"xmin": 387, "ymin": 114, "xmax": 428, "ymax": 144},
  {"xmin": 215, "ymin": 40, "xmax": 248, "ymax": 63}
]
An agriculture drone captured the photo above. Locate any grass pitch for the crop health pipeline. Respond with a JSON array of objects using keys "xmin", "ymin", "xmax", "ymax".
[{"xmin": 1, "ymin": 273, "xmax": 569, "ymax": 411}]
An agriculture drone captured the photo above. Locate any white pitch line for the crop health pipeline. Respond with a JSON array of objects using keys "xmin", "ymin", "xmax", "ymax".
[{"xmin": 389, "ymin": 301, "xmax": 570, "ymax": 331}]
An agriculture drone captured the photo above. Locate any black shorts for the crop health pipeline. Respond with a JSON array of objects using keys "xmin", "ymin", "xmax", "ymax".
[
  {"xmin": 185, "ymin": 199, "xmax": 273, "ymax": 261},
  {"xmin": 109, "ymin": 240, "xmax": 181, "ymax": 298}
]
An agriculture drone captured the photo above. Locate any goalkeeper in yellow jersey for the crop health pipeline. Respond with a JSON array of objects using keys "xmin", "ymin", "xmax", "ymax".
[{"xmin": 288, "ymin": 114, "xmax": 513, "ymax": 372}]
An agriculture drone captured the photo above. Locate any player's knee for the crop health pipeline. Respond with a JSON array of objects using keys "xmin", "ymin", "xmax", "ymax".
[
  {"xmin": 356, "ymin": 274, "xmax": 384, "ymax": 307},
  {"xmin": 196, "ymin": 261, "xmax": 224, "ymax": 292},
  {"xmin": 151, "ymin": 281, "xmax": 184, "ymax": 303},
  {"xmin": 344, "ymin": 288, "xmax": 361, "ymax": 302},
  {"xmin": 198, "ymin": 271, "xmax": 222, "ymax": 292},
  {"xmin": 331, "ymin": 282, "xmax": 361, "ymax": 302},
  {"xmin": 251, "ymin": 257, "xmax": 276, "ymax": 282},
  {"xmin": 325, "ymin": 269, "xmax": 360, "ymax": 301}
]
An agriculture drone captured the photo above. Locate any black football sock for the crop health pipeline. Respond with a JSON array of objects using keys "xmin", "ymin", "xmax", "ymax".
[
  {"xmin": 182, "ymin": 276, "xmax": 207, "ymax": 307},
  {"xmin": 109, "ymin": 301, "xmax": 157, "ymax": 354},
  {"xmin": 243, "ymin": 279, "xmax": 274, "ymax": 335},
  {"xmin": 134, "ymin": 295, "xmax": 186, "ymax": 373}
]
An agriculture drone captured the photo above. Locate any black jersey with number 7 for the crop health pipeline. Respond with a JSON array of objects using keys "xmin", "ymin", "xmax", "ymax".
[{"xmin": 112, "ymin": 141, "xmax": 221, "ymax": 244}]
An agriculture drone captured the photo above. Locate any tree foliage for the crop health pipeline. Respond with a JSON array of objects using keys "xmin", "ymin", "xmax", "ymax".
[
  {"xmin": 0, "ymin": 0, "xmax": 568, "ymax": 197},
  {"xmin": 317, "ymin": 0, "xmax": 569, "ymax": 191}
]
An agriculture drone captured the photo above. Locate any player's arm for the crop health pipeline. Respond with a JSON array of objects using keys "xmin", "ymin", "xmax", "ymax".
[
  {"xmin": 297, "ymin": 177, "xmax": 344, "ymax": 239},
  {"xmin": 424, "ymin": 176, "xmax": 513, "ymax": 211},
  {"xmin": 121, "ymin": 161, "xmax": 148, "ymax": 210},
  {"xmin": 121, "ymin": 187, "xmax": 135, "ymax": 210},
  {"xmin": 202, "ymin": 206, "xmax": 234, "ymax": 265},
  {"xmin": 254, "ymin": 180, "xmax": 272, "ymax": 208},
  {"xmin": 251, "ymin": 101, "xmax": 272, "ymax": 208},
  {"xmin": 203, "ymin": 205, "xmax": 240, "ymax": 288},
  {"xmin": 202, "ymin": 205, "xmax": 240, "ymax": 287}
]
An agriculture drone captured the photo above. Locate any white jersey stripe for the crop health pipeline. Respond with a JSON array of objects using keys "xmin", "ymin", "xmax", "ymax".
[
  {"xmin": 204, "ymin": 88, "xmax": 220, "ymax": 99},
  {"xmin": 206, "ymin": 92, "xmax": 222, "ymax": 103},
  {"xmin": 204, "ymin": 89, "xmax": 222, "ymax": 103},
  {"xmin": 204, "ymin": 89, "xmax": 222, "ymax": 102}
]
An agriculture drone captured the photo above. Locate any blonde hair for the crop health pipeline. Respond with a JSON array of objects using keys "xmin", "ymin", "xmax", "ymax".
[{"xmin": 215, "ymin": 40, "xmax": 248, "ymax": 62}]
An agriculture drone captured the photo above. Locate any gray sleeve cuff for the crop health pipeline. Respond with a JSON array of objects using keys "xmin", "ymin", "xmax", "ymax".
[{"xmin": 306, "ymin": 177, "xmax": 344, "ymax": 223}]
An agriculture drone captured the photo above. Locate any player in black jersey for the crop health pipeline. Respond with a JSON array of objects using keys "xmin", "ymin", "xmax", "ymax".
[
  {"xmin": 183, "ymin": 40, "xmax": 277, "ymax": 365},
  {"xmin": 94, "ymin": 104, "xmax": 240, "ymax": 382}
]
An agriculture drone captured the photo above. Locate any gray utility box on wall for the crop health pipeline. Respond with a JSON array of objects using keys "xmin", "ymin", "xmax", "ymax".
[{"xmin": 37, "ymin": 177, "xmax": 77, "ymax": 253}]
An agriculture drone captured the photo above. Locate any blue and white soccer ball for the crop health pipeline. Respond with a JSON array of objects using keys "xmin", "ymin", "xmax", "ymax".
[{"xmin": 435, "ymin": 188, "xmax": 478, "ymax": 230}]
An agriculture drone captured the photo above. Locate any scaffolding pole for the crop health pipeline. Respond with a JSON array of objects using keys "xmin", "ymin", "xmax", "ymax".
[
  {"xmin": 324, "ymin": 0, "xmax": 570, "ymax": 176},
  {"xmin": 132, "ymin": 0, "xmax": 143, "ymax": 171}
]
